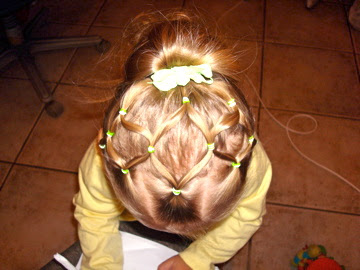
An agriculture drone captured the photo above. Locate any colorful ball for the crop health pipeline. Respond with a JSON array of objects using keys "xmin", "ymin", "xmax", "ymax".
[{"xmin": 308, "ymin": 245, "xmax": 322, "ymax": 258}]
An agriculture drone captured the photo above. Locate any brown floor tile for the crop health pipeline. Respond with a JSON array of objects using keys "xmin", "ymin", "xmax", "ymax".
[
  {"xmin": 262, "ymin": 43, "xmax": 360, "ymax": 118},
  {"xmin": 184, "ymin": 0, "xmax": 264, "ymax": 40},
  {"xmin": 0, "ymin": 165, "xmax": 78, "ymax": 270},
  {"xmin": 0, "ymin": 78, "xmax": 55, "ymax": 162},
  {"xmin": 221, "ymin": 243, "xmax": 249, "ymax": 270},
  {"xmin": 61, "ymin": 26, "xmax": 123, "ymax": 86},
  {"xmin": 348, "ymin": 3, "xmax": 360, "ymax": 54},
  {"xmin": 36, "ymin": 0, "xmax": 105, "ymax": 25},
  {"xmin": 259, "ymin": 109, "xmax": 360, "ymax": 214},
  {"xmin": 17, "ymin": 84, "xmax": 106, "ymax": 172},
  {"xmin": 0, "ymin": 163, "xmax": 11, "ymax": 187},
  {"xmin": 1, "ymin": 24, "xmax": 88, "ymax": 83},
  {"xmin": 266, "ymin": 0, "xmax": 352, "ymax": 51},
  {"xmin": 251, "ymin": 204, "xmax": 359, "ymax": 270},
  {"xmin": 229, "ymin": 40, "xmax": 262, "ymax": 107},
  {"xmin": 94, "ymin": 0, "xmax": 184, "ymax": 27}
]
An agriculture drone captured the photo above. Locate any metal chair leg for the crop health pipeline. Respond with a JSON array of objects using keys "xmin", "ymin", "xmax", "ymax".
[
  {"xmin": 18, "ymin": 50, "xmax": 64, "ymax": 117},
  {"xmin": 29, "ymin": 36, "xmax": 109, "ymax": 53},
  {"xmin": 0, "ymin": 49, "xmax": 18, "ymax": 70}
]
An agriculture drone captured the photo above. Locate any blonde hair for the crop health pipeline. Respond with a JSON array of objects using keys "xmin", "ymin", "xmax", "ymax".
[{"xmin": 100, "ymin": 11, "xmax": 255, "ymax": 237}]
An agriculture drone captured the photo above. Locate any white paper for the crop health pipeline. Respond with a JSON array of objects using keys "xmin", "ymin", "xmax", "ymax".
[
  {"xmin": 76, "ymin": 231, "xmax": 178, "ymax": 270},
  {"xmin": 55, "ymin": 231, "xmax": 219, "ymax": 270}
]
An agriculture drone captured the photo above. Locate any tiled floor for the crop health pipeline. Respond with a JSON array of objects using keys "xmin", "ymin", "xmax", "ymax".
[{"xmin": 0, "ymin": 0, "xmax": 359, "ymax": 269}]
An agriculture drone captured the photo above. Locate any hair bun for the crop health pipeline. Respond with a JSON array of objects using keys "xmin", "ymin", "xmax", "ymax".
[{"xmin": 123, "ymin": 11, "xmax": 223, "ymax": 81}]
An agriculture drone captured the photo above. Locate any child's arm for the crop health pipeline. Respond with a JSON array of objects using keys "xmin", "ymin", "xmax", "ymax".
[
  {"xmin": 73, "ymin": 142, "xmax": 125, "ymax": 270},
  {"xmin": 179, "ymin": 142, "xmax": 272, "ymax": 270}
]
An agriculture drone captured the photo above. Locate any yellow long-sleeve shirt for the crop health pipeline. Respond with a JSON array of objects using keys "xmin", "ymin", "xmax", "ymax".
[{"xmin": 73, "ymin": 139, "xmax": 272, "ymax": 270}]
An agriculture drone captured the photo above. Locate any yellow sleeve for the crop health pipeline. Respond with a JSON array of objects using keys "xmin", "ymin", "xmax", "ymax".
[
  {"xmin": 73, "ymin": 142, "xmax": 125, "ymax": 270},
  {"xmin": 179, "ymin": 142, "xmax": 272, "ymax": 270}
]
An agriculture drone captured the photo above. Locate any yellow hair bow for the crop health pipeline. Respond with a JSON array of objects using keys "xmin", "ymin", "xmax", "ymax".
[{"xmin": 150, "ymin": 64, "xmax": 213, "ymax": 91}]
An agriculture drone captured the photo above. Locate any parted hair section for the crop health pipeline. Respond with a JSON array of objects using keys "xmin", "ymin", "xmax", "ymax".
[{"xmin": 99, "ymin": 11, "xmax": 256, "ymax": 236}]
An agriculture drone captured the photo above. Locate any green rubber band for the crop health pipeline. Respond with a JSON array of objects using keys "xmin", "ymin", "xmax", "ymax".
[
  {"xmin": 99, "ymin": 144, "xmax": 106, "ymax": 149},
  {"xmin": 182, "ymin": 97, "xmax": 190, "ymax": 104},
  {"xmin": 172, "ymin": 187, "xmax": 181, "ymax": 196},
  {"xmin": 227, "ymin": 98, "xmax": 236, "ymax": 107},
  {"xmin": 248, "ymin": 135, "xmax": 255, "ymax": 144},
  {"xmin": 121, "ymin": 169, "xmax": 129, "ymax": 174},
  {"xmin": 207, "ymin": 143, "xmax": 215, "ymax": 150},
  {"xmin": 106, "ymin": 130, "xmax": 115, "ymax": 137},
  {"xmin": 119, "ymin": 108, "xmax": 127, "ymax": 115},
  {"xmin": 231, "ymin": 162, "xmax": 241, "ymax": 168},
  {"xmin": 148, "ymin": 146, "xmax": 155, "ymax": 153}
]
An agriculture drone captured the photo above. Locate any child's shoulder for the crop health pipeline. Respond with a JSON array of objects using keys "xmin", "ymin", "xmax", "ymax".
[
  {"xmin": 80, "ymin": 140, "xmax": 102, "ymax": 170},
  {"xmin": 242, "ymin": 138, "xmax": 272, "ymax": 198}
]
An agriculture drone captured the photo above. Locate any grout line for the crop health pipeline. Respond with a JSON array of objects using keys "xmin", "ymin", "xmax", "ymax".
[
  {"xmin": 1, "ymin": 163, "xmax": 77, "ymax": 192},
  {"xmin": 46, "ymin": 0, "xmax": 108, "ymax": 28},
  {"xmin": 37, "ymin": 21, "xmax": 95, "ymax": 28},
  {"xmin": 0, "ymin": 160, "xmax": 13, "ymax": 165},
  {"xmin": 10, "ymin": 162, "xmax": 77, "ymax": 175},
  {"xmin": 267, "ymin": 201, "xmax": 360, "ymax": 217},
  {"xmin": 81, "ymin": 24, "xmax": 124, "ymax": 30},
  {"xmin": 55, "ymin": 0, "xmax": 108, "ymax": 86},
  {"xmin": 86, "ymin": 0, "xmax": 108, "ymax": 34},
  {"xmin": 256, "ymin": 0, "xmax": 268, "ymax": 136},
  {"xmin": 258, "ymin": 106, "xmax": 360, "ymax": 121},
  {"xmin": 343, "ymin": 4, "xmax": 360, "ymax": 82},
  {"xmin": 247, "ymin": 238, "xmax": 252, "ymax": 270},
  {"xmin": 0, "ymin": 104, "xmax": 46, "ymax": 191},
  {"xmin": 250, "ymin": 0, "xmax": 267, "ymax": 266},
  {"xmin": 0, "ymin": 76, "xmax": 30, "ymax": 82},
  {"xmin": 225, "ymin": 36, "xmax": 355, "ymax": 55},
  {"xmin": 262, "ymin": 40, "xmax": 354, "ymax": 54},
  {"xmin": 46, "ymin": 21, "xmax": 93, "ymax": 27},
  {"xmin": 0, "ymin": 163, "xmax": 15, "ymax": 191}
]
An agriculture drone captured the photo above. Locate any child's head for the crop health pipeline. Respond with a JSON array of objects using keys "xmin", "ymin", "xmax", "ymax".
[{"xmin": 99, "ymin": 11, "xmax": 256, "ymax": 237}]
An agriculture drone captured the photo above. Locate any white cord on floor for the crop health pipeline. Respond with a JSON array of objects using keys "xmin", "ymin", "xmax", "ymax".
[
  {"xmin": 53, "ymin": 253, "xmax": 77, "ymax": 270},
  {"xmin": 244, "ymin": 73, "xmax": 360, "ymax": 194}
]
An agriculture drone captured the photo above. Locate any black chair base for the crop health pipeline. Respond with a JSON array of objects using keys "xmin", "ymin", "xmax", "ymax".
[{"xmin": 0, "ymin": 8, "xmax": 110, "ymax": 118}]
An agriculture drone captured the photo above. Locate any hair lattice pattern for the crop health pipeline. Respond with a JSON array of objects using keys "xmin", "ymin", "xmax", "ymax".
[{"xmin": 102, "ymin": 82, "xmax": 253, "ymax": 192}]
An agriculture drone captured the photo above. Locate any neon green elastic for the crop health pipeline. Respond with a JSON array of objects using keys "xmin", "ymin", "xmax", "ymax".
[
  {"xmin": 182, "ymin": 97, "xmax": 190, "ymax": 104},
  {"xmin": 148, "ymin": 146, "xmax": 155, "ymax": 153},
  {"xmin": 231, "ymin": 162, "xmax": 241, "ymax": 168},
  {"xmin": 248, "ymin": 135, "xmax": 255, "ymax": 144},
  {"xmin": 119, "ymin": 108, "xmax": 127, "ymax": 115},
  {"xmin": 172, "ymin": 187, "xmax": 181, "ymax": 196},
  {"xmin": 106, "ymin": 130, "xmax": 115, "ymax": 137},
  {"xmin": 207, "ymin": 143, "xmax": 215, "ymax": 150},
  {"xmin": 121, "ymin": 169, "xmax": 129, "ymax": 174},
  {"xmin": 227, "ymin": 98, "xmax": 236, "ymax": 107}
]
